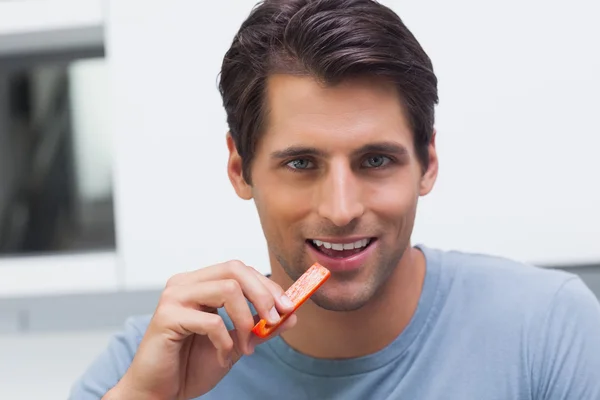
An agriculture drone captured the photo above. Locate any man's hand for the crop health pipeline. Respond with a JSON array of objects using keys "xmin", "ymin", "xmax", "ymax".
[{"xmin": 103, "ymin": 260, "xmax": 296, "ymax": 400}]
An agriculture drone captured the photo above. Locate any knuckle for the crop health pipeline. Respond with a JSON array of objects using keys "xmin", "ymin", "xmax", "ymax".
[
  {"xmin": 238, "ymin": 315, "xmax": 255, "ymax": 333},
  {"xmin": 256, "ymin": 292, "xmax": 275, "ymax": 311},
  {"xmin": 256, "ymin": 273, "xmax": 283, "ymax": 294},
  {"xmin": 205, "ymin": 314, "xmax": 225, "ymax": 332},
  {"xmin": 224, "ymin": 259, "xmax": 245, "ymax": 274},
  {"xmin": 221, "ymin": 279, "xmax": 241, "ymax": 296},
  {"xmin": 221, "ymin": 339, "xmax": 234, "ymax": 353},
  {"xmin": 166, "ymin": 273, "xmax": 185, "ymax": 287},
  {"xmin": 270, "ymin": 281, "xmax": 286, "ymax": 296},
  {"xmin": 153, "ymin": 304, "xmax": 173, "ymax": 325},
  {"xmin": 160, "ymin": 286, "xmax": 178, "ymax": 303}
]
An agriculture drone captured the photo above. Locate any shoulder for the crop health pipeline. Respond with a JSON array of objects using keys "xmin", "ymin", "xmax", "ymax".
[
  {"xmin": 68, "ymin": 315, "xmax": 152, "ymax": 399},
  {"xmin": 429, "ymin": 246, "xmax": 584, "ymax": 304},
  {"xmin": 69, "ymin": 308, "xmax": 238, "ymax": 399},
  {"xmin": 103, "ymin": 314, "xmax": 153, "ymax": 352},
  {"xmin": 421, "ymin": 246, "xmax": 600, "ymax": 398},
  {"xmin": 420, "ymin": 245, "xmax": 599, "ymax": 331},
  {"xmin": 121, "ymin": 314, "xmax": 153, "ymax": 337}
]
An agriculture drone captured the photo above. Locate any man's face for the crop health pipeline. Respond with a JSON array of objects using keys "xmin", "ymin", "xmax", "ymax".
[{"xmin": 228, "ymin": 74, "xmax": 437, "ymax": 311}]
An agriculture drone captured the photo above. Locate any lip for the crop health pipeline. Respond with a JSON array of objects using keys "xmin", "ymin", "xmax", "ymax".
[
  {"xmin": 306, "ymin": 238, "xmax": 377, "ymax": 273},
  {"xmin": 308, "ymin": 236, "xmax": 372, "ymax": 244}
]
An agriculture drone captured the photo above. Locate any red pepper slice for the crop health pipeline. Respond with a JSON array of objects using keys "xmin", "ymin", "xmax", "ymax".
[{"xmin": 251, "ymin": 262, "xmax": 331, "ymax": 338}]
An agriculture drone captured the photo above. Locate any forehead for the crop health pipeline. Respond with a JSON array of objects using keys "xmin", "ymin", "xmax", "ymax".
[{"xmin": 259, "ymin": 74, "xmax": 414, "ymax": 152}]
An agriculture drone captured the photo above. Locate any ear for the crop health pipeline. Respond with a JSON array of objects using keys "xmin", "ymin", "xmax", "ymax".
[
  {"xmin": 419, "ymin": 129, "xmax": 439, "ymax": 196},
  {"xmin": 226, "ymin": 133, "xmax": 253, "ymax": 200}
]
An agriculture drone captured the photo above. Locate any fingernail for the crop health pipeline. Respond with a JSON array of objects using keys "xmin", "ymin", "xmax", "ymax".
[
  {"xmin": 268, "ymin": 306, "xmax": 280, "ymax": 323},
  {"xmin": 280, "ymin": 295, "xmax": 294, "ymax": 309}
]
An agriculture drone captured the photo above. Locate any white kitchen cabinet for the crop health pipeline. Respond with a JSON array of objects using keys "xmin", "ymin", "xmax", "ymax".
[
  {"xmin": 0, "ymin": 0, "xmax": 120, "ymax": 299},
  {"xmin": 0, "ymin": 0, "xmax": 103, "ymax": 56},
  {"xmin": 0, "ymin": 251, "xmax": 118, "ymax": 298}
]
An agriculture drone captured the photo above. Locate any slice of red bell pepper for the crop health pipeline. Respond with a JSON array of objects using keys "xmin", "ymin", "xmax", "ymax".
[{"xmin": 251, "ymin": 262, "xmax": 331, "ymax": 338}]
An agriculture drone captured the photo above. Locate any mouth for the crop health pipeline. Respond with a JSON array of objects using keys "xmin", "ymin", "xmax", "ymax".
[{"xmin": 307, "ymin": 238, "xmax": 376, "ymax": 259}]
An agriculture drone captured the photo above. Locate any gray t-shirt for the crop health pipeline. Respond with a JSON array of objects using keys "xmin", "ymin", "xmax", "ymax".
[{"xmin": 69, "ymin": 246, "xmax": 600, "ymax": 399}]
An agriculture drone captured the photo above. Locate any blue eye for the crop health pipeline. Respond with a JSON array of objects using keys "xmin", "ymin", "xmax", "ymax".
[
  {"xmin": 362, "ymin": 155, "xmax": 391, "ymax": 168},
  {"xmin": 287, "ymin": 159, "xmax": 314, "ymax": 170}
]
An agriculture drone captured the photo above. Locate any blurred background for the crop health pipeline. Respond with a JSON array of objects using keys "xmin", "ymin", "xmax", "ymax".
[{"xmin": 0, "ymin": 0, "xmax": 598, "ymax": 399}]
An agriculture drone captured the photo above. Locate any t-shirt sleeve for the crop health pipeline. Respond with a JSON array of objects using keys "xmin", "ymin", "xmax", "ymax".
[
  {"xmin": 532, "ymin": 276, "xmax": 600, "ymax": 400},
  {"xmin": 67, "ymin": 316, "xmax": 147, "ymax": 399}
]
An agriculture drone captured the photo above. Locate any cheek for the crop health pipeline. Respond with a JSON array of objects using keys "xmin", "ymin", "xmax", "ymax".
[
  {"xmin": 365, "ymin": 177, "xmax": 419, "ymax": 219},
  {"xmin": 254, "ymin": 186, "xmax": 312, "ymax": 229}
]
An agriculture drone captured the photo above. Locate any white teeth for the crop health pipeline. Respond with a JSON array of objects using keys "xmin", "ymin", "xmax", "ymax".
[{"xmin": 312, "ymin": 238, "xmax": 371, "ymax": 251}]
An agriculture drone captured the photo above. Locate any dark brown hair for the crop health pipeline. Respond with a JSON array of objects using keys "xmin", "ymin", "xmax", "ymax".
[{"xmin": 219, "ymin": 0, "xmax": 438, "ymax": 183}]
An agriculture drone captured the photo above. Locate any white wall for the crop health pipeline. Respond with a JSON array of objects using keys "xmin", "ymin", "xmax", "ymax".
[
  {"xmin": 107, "ymin": 0, "xmax": 600, "ymax": 294},
  {"xmin": 401, "ymin": 0, "xmax": 600, "ymax": 266}
]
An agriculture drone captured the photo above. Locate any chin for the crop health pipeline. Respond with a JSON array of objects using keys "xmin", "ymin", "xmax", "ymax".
[{"xmin": 309, "ymin": 281, "xmax": 378, "ymax": 312}]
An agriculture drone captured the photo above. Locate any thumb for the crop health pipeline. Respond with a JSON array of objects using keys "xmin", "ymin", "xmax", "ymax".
[
  {"xmin": 247, "ymin": 312, "xmax": 298, "ymax": 352},
  {"xmin": 226, "ymin": 312, "xmax": 298, "ymax": 366},
  {"xmin": 221, "ymin": 312, "xmax": 298, "ymax": 369}
]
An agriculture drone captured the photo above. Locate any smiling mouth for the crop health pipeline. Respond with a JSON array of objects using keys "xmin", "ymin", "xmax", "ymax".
[{"xmin": 307, "ymin": 238, "xmax": 375, "ymax": 258}]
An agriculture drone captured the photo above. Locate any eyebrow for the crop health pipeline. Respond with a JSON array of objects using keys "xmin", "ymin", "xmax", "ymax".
[
  {"xmin": 270, "ymin": 141, "xmax": 409, "ymax": 160},
  {"xmin": 353, "ymin": 142, "xmax": 409, "ymax": 158},
  {"xmin": 270, "ymin": 146, "xmax": 325, "ymax": 160}
]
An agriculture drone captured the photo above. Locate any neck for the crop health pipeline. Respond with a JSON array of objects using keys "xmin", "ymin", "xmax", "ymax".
[{"xmin": 269, "ymin": 245, "xmax": 426, "ymax": 359}]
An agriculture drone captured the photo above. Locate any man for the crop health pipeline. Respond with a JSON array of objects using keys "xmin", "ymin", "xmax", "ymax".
[{"xmin": 70, "ymin": 0, "xmax": 600, "ymax": 399}]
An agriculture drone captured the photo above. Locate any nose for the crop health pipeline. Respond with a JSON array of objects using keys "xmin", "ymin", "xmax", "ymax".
[{"xmin": 317, "ymin": 162, "xmax": 365, "ymax": 227}]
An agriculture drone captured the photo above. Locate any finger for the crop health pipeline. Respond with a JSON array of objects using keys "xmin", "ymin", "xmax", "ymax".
[
  {"xmin": 163, "ymin": 280, "xmax": 256, "ymax": 355},
  {"xmin": 247, "ymin": 266, "xmax": 295, "ymax": 314},
  {"xmin": 167, "ymin": 261, "xmax": 283, "ymax": 327},
  {"xmin": 163, "ymin": 307, "xmax": 233, "ymax": 366}
]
